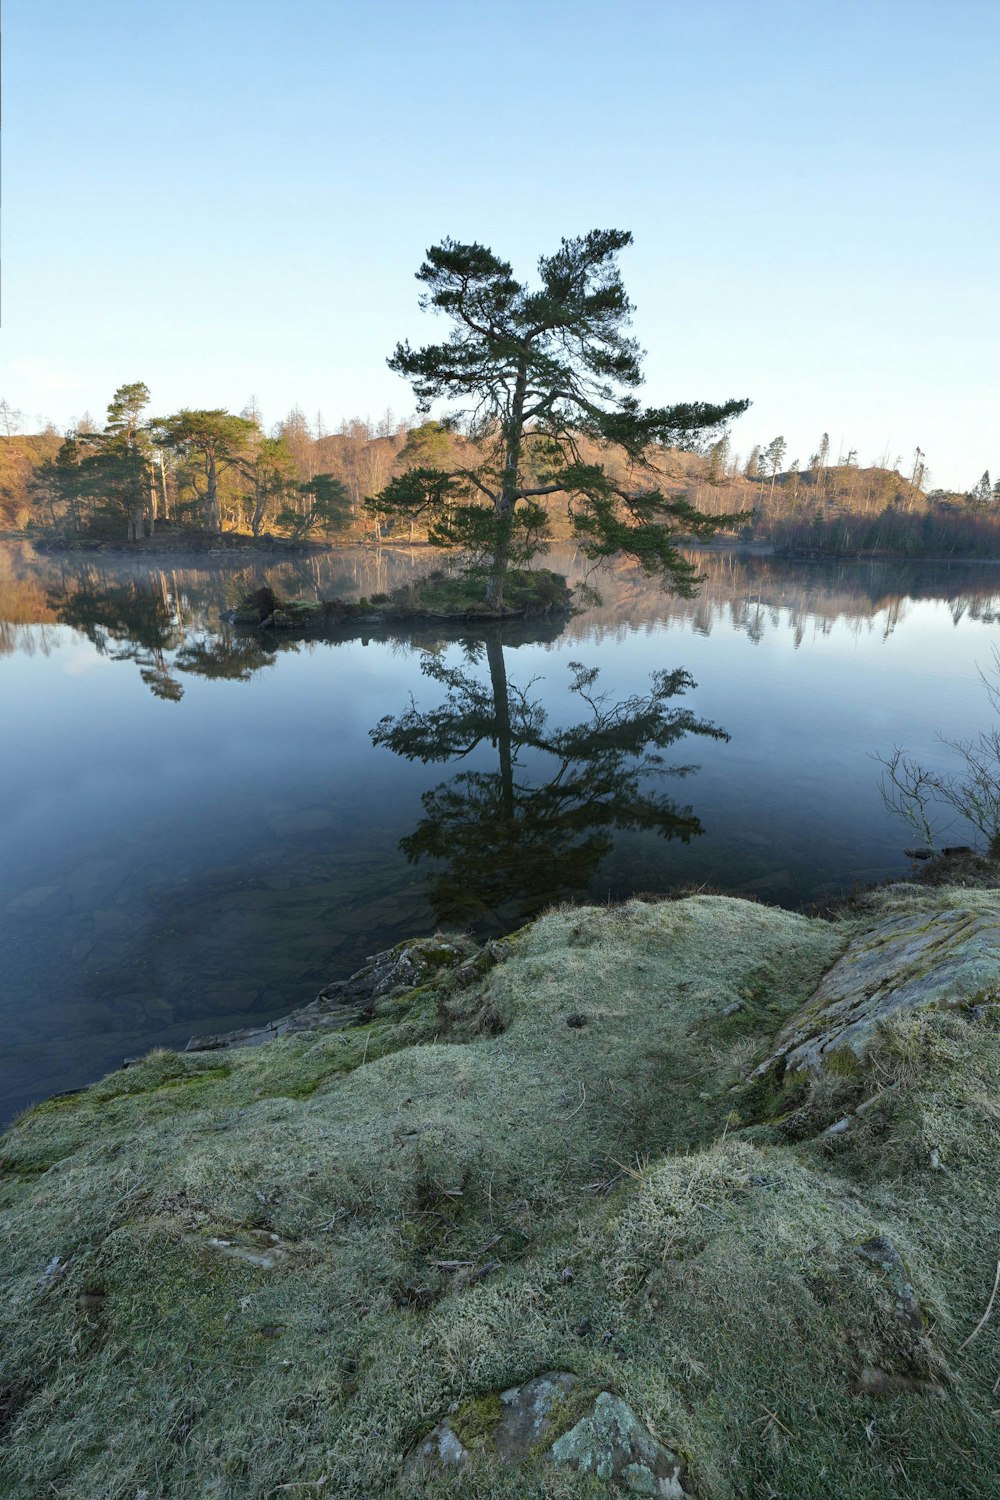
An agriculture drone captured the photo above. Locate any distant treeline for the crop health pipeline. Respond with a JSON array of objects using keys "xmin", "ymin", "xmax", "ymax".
[{"xmin": 1, "ymin": 391, "xmax": 998, "ymax": 559}]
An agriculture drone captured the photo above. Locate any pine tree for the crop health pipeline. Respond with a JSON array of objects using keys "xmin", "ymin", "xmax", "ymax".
[{"xmin": 372, "ymin": 230, "xmax": 749, "ymax": 607}]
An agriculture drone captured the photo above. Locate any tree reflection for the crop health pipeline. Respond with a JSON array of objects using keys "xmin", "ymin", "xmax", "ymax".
[
  {"xmin": 174, "ymin": 633, "xmax": 279, "ymax": 682},
  {"xmin": 372, "ymin": 628, "xmax": 729, "ymax": 930},
  {"xmin": 48, "ymin": 572, "xmax": 186, "ymax": 701},
  {"xmin": 46, "ymin": 570, "xmax": 288, "ymax": 697}
]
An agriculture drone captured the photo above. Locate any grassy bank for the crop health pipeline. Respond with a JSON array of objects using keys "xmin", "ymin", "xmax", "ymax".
[{"xmin": 1, "ymin": 890, "xmax": 998, "ymax": 1497}]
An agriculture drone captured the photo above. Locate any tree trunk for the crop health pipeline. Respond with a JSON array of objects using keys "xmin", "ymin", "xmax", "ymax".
[
  {"xmin": 206, "ymin": 451, "xmax": 220, "ymax": 531},
  {"xmin": 485, "ymin": 508, "xmax": 513, "ymax": 609},
  {"xmin": 486, "ymin": 357, "xmax": 528, "ymax": 610},
  {"xmin": 159, "ymin": 453, "xmax": 170, "ymax": 519},
  {"xmin": 251, "ymin": 483, "xmax": 265, "ymax": 538},
  {"xmin": 485, "ymin": 631, "xmax": 514, "ymax": 822}
]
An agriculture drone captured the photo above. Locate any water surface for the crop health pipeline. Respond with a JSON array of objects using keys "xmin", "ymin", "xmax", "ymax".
[{"xmin": 2, "ymin": 541, "xmax": 997, "ymax": 1121}]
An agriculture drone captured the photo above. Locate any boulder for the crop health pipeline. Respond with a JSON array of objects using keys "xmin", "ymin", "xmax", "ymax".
[
  {"xmin": 7, "ymin": 885, "xmax": 71, "ymax": 919},
  {"xmin": 408, "ymin": 1373, "xmax": 690, "ymax": 1494},
  {"xmin": 755, "ymin": 892, "xmax": 1000, "ymax": 1077},
  {"xmin": 551, "ymin": 1391, "xmax": 689, "ymax": 1496}
]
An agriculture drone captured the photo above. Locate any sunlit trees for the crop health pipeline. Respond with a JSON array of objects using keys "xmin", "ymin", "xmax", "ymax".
[
  {"xmin": 276, "ymin": 473, "xmax": 352, "ymax": 540},
  {"xmin": 970, "ymin": 470, "xmax": 993, "ymax": 510},
  {"xmin": 239, "ymin": 434, "xmax": 298, "ymax": 537},
  {"xmin": 52, "ymin": 383, "xmax": 157, "ymax": 541},
  {"xmin": 152, "ymin": 410, "xmax": 257, "ymax": 531},
  {"xmin": 372, "ymin": 230, "xmax": 749, "ymax": 607}
]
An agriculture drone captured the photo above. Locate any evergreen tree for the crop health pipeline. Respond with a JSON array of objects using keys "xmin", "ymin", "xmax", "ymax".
[
  {"xmin": 152, "ymin": 410, "xmax": 257, "ymax": 531},
  {"xmin": 372, "ymin": 231, "xmax": 749, "ymax": 606}
]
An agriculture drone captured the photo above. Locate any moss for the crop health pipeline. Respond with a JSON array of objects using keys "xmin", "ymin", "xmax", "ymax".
[
  {"xmin": 544, "ymin": 1382, "xmax": 603, "ymax": 1444},
  {"xmin": 450, "ymin": 1391, "xmax": 505, "ymax": 1447},
  {"xmin": 824, "ymin": 1045, "xmax": 864, "ymax": 1077},
  {"xmin": 732, "ymin": 1059, "xmax": 810, "ymax": 1126}
]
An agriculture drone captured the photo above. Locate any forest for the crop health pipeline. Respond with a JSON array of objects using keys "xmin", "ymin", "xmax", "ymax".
[{"xmin": 1, "ymin": 388, "xmax": 999, "ymax": 561}]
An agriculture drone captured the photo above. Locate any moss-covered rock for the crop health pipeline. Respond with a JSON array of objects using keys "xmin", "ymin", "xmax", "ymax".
[{"xmin": 756, "ymin": 883, "xmax": 1000, "ymax": 1078}]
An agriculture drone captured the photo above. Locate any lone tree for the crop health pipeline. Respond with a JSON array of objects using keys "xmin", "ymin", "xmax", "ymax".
[{"xmin": 372, "ymin": 230, "xmax": 749, "ymax": 607}]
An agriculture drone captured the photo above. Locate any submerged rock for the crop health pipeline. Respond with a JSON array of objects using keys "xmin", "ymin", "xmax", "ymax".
[{"xmin": 7, "ymin": 885, "xmax": 71, "ymax": 919}]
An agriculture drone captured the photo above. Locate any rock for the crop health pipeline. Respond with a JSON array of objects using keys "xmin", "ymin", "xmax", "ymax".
[
  {"xmin": 7, "ymin": 885, "xmax": 71, "ymax": 919},
  {"xmin": 409, "ymin": 1420, "xmax": 469, "ymax": 1469},
  {"xmin": 550, "ymin": 1391, "xmax": 689, "ymax": 1495},
  {"xmin": 855, "ymin": 1234, "xmax": 922, "ymax": 1330},
  {"xmin": 853, "ymin": 1366, "xmax": 945, "ymax": 1398},
  {"xmin": 495, "ymin": 1372, "xmax": 579, "ymax": 1461},
  {"xmin": 185, "ymin": 934, "xmax": 489, "ymax": 1052},
  {"xmin": 315, "ymin": 935, "xmax": 478, "ymax": 1012},
  {"xmin": 904, "ymin": 848, "xmax": 934, "ymax": 860},
  {"xmin": 407, "ymin": 1374, "xmax": 691, "ymax": 1495},
  {"xmin": 755, "ymin": 895, "xmax": 1000, "ymax": 1077},
  {"xmin": 204, "ymin": 1235, "xmax": 289, "ymax": 1271}
]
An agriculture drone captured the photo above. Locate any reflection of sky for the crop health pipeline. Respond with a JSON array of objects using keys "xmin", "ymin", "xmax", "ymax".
[{"xmin": 1, "ymin": 552, "xmax": 998, "ymax": 1121}]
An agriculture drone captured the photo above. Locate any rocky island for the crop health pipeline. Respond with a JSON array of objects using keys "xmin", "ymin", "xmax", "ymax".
[{"xmin": 1, "ymin": 880, "xmax": 998, "ymax": 1497}]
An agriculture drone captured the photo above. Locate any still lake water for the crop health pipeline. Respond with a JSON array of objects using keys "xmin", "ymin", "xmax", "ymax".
[{"xmin": 2, "ymin": 540, "xmax": 998, "ymax": 1122}]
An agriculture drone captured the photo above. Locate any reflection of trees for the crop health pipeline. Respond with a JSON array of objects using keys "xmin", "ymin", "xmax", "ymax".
[
  {"xmin": 174, "ymin": 634, "xmax": 279, "ymax": 682},
  {"xmin": 45, "ymin": 569, "xmax": 286, "ymax": 697},
  {"xmin": 372, "ymin": 628, "xmax": 728, "ymax": 931},
  {"xmin": 48, "ymin": 572, "xmax": 186, "ymax": 701}
]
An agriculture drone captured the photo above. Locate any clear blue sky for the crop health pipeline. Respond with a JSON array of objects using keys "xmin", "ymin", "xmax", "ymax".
[{"xmin": 4, "ymin": 0, "xmax": 998, "ymax": 488}]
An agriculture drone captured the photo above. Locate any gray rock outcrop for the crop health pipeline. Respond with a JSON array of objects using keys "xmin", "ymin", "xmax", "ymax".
[
  {"xmin": 756, "ymin": 890, "xmax": 1000, "ymax": 1078},
  {"xmin": 408, "ymin": 1372, "xmax": 690, "ymax": 1495}
]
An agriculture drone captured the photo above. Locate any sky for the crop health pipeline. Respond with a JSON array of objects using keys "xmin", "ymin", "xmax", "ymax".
[{"xmin": 3, "ymin": 0, "xmax": 998, "ymax": 489}]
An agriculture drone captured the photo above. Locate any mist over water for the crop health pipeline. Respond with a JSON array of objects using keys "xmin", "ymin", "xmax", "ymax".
[{"xmin": 2, "ymin": 540, "xmax": 998, "ymax": 1122}]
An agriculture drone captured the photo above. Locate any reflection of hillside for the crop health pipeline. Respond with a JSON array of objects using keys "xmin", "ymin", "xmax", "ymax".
[
  {"xmin": 2, "ymin": 542, "xmax": 1000, "ymax": 682},
  {"xmin": 553, "ymin": 549, "xmax": 1000, "ymax": 644}
]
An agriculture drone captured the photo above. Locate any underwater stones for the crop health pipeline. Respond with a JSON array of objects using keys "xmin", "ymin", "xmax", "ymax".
[
  {"xmin": 7, "ymin": 885, "xmax": 71, "ymax": 919},
  {"xmin": 266, "ymin": 807, "xmax": 339, "ymax": 837},
  {"xmin": 756, "ymin": 896, "xmax": 1000, "ymax": 1077},
  {"xmin": 409, "ymin": 1374, "xmax": 690, "ymax": 1495}
]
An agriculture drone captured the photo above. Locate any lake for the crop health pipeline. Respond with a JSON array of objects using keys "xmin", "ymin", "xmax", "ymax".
[{"xmin": 2, "ymin": 539, "xmax": 998, "ymax": 1123}]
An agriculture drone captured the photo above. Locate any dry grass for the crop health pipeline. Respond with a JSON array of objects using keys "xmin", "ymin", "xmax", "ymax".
[{"xmin": 0, "ymin": 892, "xmax": 997, "ymax": 1498}]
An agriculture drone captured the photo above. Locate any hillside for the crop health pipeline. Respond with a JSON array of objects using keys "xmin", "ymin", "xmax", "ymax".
[{"xmin": 1, "ymin": 884, "xmax": 998, "ymax": 1497}]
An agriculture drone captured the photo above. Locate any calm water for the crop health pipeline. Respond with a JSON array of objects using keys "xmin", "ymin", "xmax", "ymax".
[{"xmin": 2, "ymin": 540, "xmax": 998, "ymax": 1122}]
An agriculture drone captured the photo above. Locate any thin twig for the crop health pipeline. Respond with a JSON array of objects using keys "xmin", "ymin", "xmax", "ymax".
[
  {"xmin": 751, "ymin": 1407, "xmax": 793, "ymax": 1437},
  {"xmin": 958, "ymin": 1259, "xmax": 1000, "ymax": 1352},
  {"xmin": 561, "ymin": 1081, "xmax": 587, "ymax": 1120}
]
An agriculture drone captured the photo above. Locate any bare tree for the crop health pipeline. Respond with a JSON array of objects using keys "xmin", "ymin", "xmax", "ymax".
[{"xmin": 876, "ymin": 648, "xmax": 1000, "ymax": 856}]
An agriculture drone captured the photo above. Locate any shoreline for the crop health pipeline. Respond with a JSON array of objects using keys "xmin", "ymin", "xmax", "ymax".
[{"xmin": 10, "ymin": 530, "xmax": 1000, "ymax": 567}]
